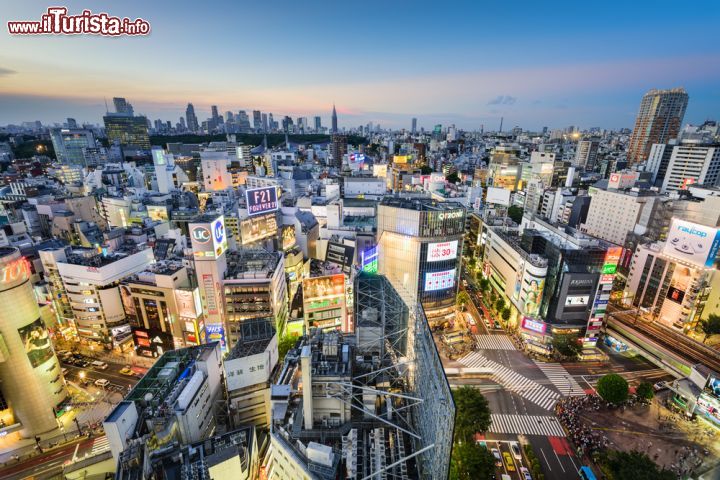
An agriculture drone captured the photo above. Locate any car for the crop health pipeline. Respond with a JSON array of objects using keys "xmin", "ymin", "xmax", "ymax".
[
  {"xmin": 510, "ymin": 442, "xmax": 522, "ymax": 460},
  {"xmin": 494, "ymin": 320, "xmax": 501, "ymax": 329},
  {"xmin": 119, "ymin": 367, "xmax": 134, "ymax": 376},
  {"xmin": 78, "ymin": 360, "xmax": 90, "ymax": 368},
  {"xmin": 491, "ymin": 448, "xmax": 502, "ymax": 466},
  {"xmin": 90, "ymin": 360, "xmax": 108, "ymax": 370},
  {"xmin": 520, "ymin": 466, "xmax": 532, "ymax": 480},
  {"xmin": 94, "ymin": 378, "xmax": 110, "ymax": 387},
  {"xmin": 502, "ymin": 451, "xmax": 515, "ymax": 472},
  {"xmin": 653, "ymin": 381, "xmax": 668, "ymax": 392}
]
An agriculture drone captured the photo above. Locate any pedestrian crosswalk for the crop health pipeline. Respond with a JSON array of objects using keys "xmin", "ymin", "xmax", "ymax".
[
  {"xmin": 89, "ymin": 436, "xmax": 110, "ymax": 456},
  {"xmin": 474, "ymin": 334, "xmax": 517, "ymax": 351},
  {"xmin": 488, "ymin": 414, "xmax": 566, "ymax": 437},
  {"xmin": 457, "ymin": 351, "xmax": 560, "ymax": 410},
  {"xmin": 534, "ymin": 361, "xmax": 585, "ymax": 397}
]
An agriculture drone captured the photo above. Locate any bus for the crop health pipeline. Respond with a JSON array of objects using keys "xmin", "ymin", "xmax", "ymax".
[{"xmin": 578, "ymin": 466, "xmax": 597, "ymax": 480}]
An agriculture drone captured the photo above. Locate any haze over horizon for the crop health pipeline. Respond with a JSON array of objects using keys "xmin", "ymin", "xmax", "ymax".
[{"xmin": 2, "ymin": 0, "xmax": 719, "ymax": 130}]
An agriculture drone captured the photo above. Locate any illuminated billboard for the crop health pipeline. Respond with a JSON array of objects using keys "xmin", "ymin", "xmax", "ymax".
[
  {"xmin": 427, "ymin": 240, "xmax": 458, "ymax": 262},
  {"xmin": 393, "ymin": 155, "xmax": 410, "ymax": 164},
  {"xmin": 246, "ymin": 186, "xmax": 279, "ymax": 217},
  {"xmin": 281, "ymin": 225, "xmax": 296, "ymax": 250},
  {"xmin": 485, "ymin": 186, "xmax": 511, "ymax": 206},
  {"xmin": 302, "ymin": 275, "xmax": 347, "ymax": 331},
  {"xmin": 424, "ymin": 269, "xmax": 456, "ymax": 292},
  {"xmin": 522, "ymin": 317, "xmax": 547, "ymax": 335},
  {"xmin": 175, "ymin": 289, "xmax": 200, "ymax": 318},
  {"xmin": 18, "ymin": 318, "xmax": 53, "ymax": 368},
  {"xmin": 240, "ymin": 213, "xmax": 278, "ymax": 245},
  {"xmin": 205, "ymin": 323, "xmax": 226, "ymax": 350},
  {"xmin": 663, "ymin": 218, "xmax": 720, "ymax": 268},
  {"xmin": 373, "ymin": 164, "xmax": 388, "ymax": 178},
  {"xmin": 361, "ymin": 246, "xmax": 378, "ymax": 274},
  {"xmin": 211, "ymin": 215, "xmax": 228, "ymax": 257}
]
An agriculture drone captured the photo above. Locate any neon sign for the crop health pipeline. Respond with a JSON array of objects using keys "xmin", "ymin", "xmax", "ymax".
[{"xmin": 0, "ymin": 257, "xmax": 30, "ymax": 286}]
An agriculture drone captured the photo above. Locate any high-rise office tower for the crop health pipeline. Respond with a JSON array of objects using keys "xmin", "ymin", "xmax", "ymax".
[
  {"xmin": 225, "ymin": 111, "xmax": 234, "ymax": 123},
  {"xmin": 574, "ymin": 139, "xmax": 600, "ymax": 170},
  {"xmin": 66, "ymin": 117, "xmax": 77, "ymax": 128},
  {"xmin": 253, "ymin": 110, "xmax": 262, "ymax": 131},
  {"xmin": 112, "ymin": 97, "xmax": 134, "ymax": 116},
  {"xmin": 50, "ymin": 128, "xmax": 96, "ymax": 166},
  {"xmin": 627, "ymin": 87, "xmax": 688, "ymax": 165},
  {"xmin": 331, "ymin": 103, "xmax": 338, "ymax": 133},
  {"xmin": 185, "ymin": 103, "xmax": 199, "ymax": 133},
  {"xmin": 313, "ymin": 116, "xmax": 321, "ymax": 132},
  {"xmin": 411, "ymin": 117, "xmax": 417, "ymax": 135},
  {"xmin": 211, "ymin": 105, "xmax": 219, "ymax": 119},
  {"xmin": 0, "ymin": 249, "xmax": 69, "ymax": 436},
  {"xmin": 262, "ymin": 113, "xmax": 269, "ymax": 132},
  {"xmin": 103, "ymin": 115, "xmax": 151, "ymax": 150}
]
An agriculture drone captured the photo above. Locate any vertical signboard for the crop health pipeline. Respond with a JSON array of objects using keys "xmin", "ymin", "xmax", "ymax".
[{"xmin": 584, "ymin": 246, "xmax": 622, "ymax": 346}]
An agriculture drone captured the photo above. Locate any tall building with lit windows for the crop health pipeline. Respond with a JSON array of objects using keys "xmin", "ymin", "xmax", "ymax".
[
  {"xmin": 627, "ymin": 87, "xmax": 688, "ymax": 165},
  {"xmin": 377, "ymin": 198, "xmax": 466, "ymax": 324}
]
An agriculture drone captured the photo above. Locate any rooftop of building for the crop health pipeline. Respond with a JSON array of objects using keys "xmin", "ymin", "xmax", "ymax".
[
  {"xmin": 61, "ymin": 244, "xmax": 148, "ymax": 267},
  {"xmin": 227, "ymin": 317, "xmax": 276, "ymax": 360},
  {"xmin": 116, "ymin": 426, "xmax": 256, "ymax": 480},
  {"xmin": 492, "ymin": 228, "xmax": 548, "ymax": 268},
  {"xmin": 380, "ymin": 196, "xmax": 464, "ymax": 211},
  {"xmin": 225, "ymin": 248, "xmax": 281, "ymax": 279}
]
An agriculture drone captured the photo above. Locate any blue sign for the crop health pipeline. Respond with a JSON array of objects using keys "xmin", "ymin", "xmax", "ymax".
[
  {"xmin": 205, "ymin": 323, "xmax": 226, "ymax": 350},
  {"xmin": 246, "ymin": 186, "xmax": 279, "ymax": 217}
]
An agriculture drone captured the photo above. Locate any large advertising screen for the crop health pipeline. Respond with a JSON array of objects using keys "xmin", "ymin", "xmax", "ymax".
[
  {"xmin": 246, "ymin": 186, "xmax": 279, "ymax": 217},
  {"xmin": 147, "ymin": 205, "xmax": 169, "ymax": 221},
  {"xmin": 175, "ymin": 289, "xmax": 199, "ymax": 318},
  {"xmin": 303, "ymin": 275, "xmax": 345, "ymax": 307},
  {"xmin": 205, "ymin": 323, "xmax": 226, "ymax": 350},
  {"xmin": 240, "ymin": 213, "xmax": 278, "ymax": 245},
  {"xmin": 424, "ymin": 269, "xmax": 456, "ymax": 292},
  {"xmin": 663, "ymin": 219, "xmax": 720, "ymax": 268},
  {"xmin": 281, "ymin": 225, "xmax": 296, "ymax": 250},
  {"xmin": 19, "ymin": 318, "xmax": 53, "ymax": 368},
  {"xmin": 427, "ymin": 240, "xmax": 458, "ymax": 262},
  {"xmin": 325, "ymin": 241, "xmax": 355, "ymax": 272}
]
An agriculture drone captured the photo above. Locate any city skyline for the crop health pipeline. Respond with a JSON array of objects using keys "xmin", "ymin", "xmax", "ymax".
[{"xmin": 2, "ymin": 0, "xmax": 719, "ymax": 129}]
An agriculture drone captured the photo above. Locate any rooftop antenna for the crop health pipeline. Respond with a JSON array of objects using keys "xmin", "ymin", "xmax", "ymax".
[{"xmin": 104, "ymin": 97, "xmax": 109, "ymax": 114}]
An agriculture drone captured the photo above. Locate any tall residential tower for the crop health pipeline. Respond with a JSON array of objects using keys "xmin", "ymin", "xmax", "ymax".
[{"xmin": 627, "ymin": 87, "xmax": 688, "ymax": 165}]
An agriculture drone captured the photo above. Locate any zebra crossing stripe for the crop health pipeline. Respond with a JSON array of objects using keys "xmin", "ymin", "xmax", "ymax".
[
  {"xmin": 457, "ymin": 351, "xmax": 559, "ymax": 411},
  {"xmin": 488, "ymin": 414, "xmax": 566, "ymax": 437},
  {"xmin": 90, "ymin": 436, "xmax": 110, "ymax": 455},
  {"xmin": 534, "ymin": 361, "xmax": 585, "ymax": 397},
  {"xmin": 474, "ymin": 334, "xmax": 517, "ymax": 351}
]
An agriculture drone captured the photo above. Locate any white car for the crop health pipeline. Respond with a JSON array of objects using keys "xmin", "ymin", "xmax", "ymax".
[
  {"xmin": 520, "ymin": 466, "xmax": 532, "ymax": 480},
  {"xmin": 94, "ymin": 378, "xmax": 110, "ymax": 387},
  {"xmin": 510, "ymin": 442, "xmax": 522, "ymax": 460}
]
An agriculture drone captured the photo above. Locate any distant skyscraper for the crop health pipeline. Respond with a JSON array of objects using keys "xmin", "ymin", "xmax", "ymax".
[
  {"xmin": 331, "ymin": 103, "xmax": 338, "ymax": 133},
  {"xmin": 225, "ymin": 111, "xmax": 234, "ymax": 123},
  {"xmin": 262, "ymin": 113, "xmax": 268, "ymax": 132},
  {"xmin": 50, "ymin": 127, "xmax": 96, "ymax": 166},
  {"xmin": 411, "ymin": 117, "xmax": 417, "ymax": 135},
  {"xmin": 179, "ymin": 116, "xmax": 186, "ymax": 130},
  {"xmin": 185, "ymin": 103, "xmax": 199, "ymax": 133},
  {"xmin": 67, "ymin": 117, "xmax": 77, "ymax": 128},
  {"xmin": 211, "ymin": 105, "xmax": 219, "ymax": 121},
  {"xmin": 314, "ymin": 116, "xmax": 321, "ymax": 132},
  {"xmin": 112, "ymin": 97, "xmax": 134, "ymax": 116},
  {"xmin": 329, "ymin": 134, "xmax": 347, "ymax": 168},
  {"xmin": 253, "ymin": 110, "xmax": 262, "ymax": 131},
  {"xmin": 575, "ymin": 139, "xmax": 600, "ymax": 170},
  {"xmin": 627, "ymin": 87, "xmax": 688, "ymax": 165}
]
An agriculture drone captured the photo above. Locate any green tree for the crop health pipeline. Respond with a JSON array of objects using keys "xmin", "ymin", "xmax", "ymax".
[
  {"xmin": 507, "ymin": 205, "xmax": 524, "ymax": 224},
  {"xmin": 501, "ymin": 308, "xmax": 511, "ymax": 322},
  {"xmin": 457, "ymin": 291, "xmax": 471, "ymax": 308},
  {"xmin": 602, "ymin": 450, "xmax": 674, "ymax": 480},
  {"xmin": 467, "ymin": 256, "xmax": 477, "ymax": 270},
  {"xmin": 450, "ymin": 442, "xmax": 496, "ymax": 480},
  {"xmin": 420, "ymin": 165, "xmax": 433, "ymax": 175},
  {"xmin": 636, "ymin": 382, "xmax": 654, "ymax": 401},
  {"xmin": 478, "ymin": 277, "xmax": 489, "ymax": 292},
  {"xmin": 597, "ymin": 373, "xmax": 629, "ymax": 404},
  {"xmin": 494, "ymin": 297, "xmax": 505, "ymax": 312},
  {"xmin": 452, "ymin": 386, "xmax": 492, "ymax": 443},
  {"xmin": 446, "ymin": 172, "xmax": 460, "ymax": 184},
  {"xmin": 552, "ymin": 334, "xmax": 582, "ymax": 359},
  {"xmin": 698, "ymin": 314, "xmax": 720, "ymax": 343},
  {"xmin": 278, "ymin": 335, "xmax": 297, "ymax": 361}
]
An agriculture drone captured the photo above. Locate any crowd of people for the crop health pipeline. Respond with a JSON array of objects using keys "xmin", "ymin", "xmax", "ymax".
[{"xmin": 556, "ymin": 395, "xmax": 609, "ymax": 458}]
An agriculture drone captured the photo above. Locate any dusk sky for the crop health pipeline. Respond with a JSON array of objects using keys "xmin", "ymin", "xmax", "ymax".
[{"xmin": 1, "ymin": 0, "xmax": 719, "ymax": 130}]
